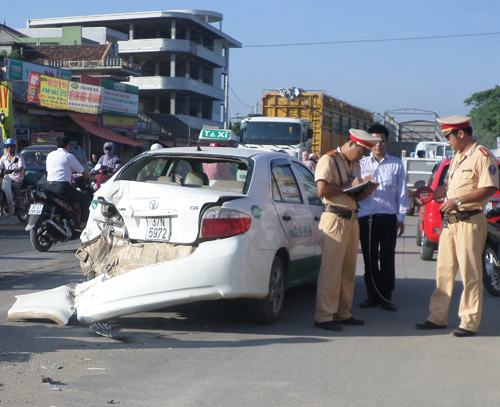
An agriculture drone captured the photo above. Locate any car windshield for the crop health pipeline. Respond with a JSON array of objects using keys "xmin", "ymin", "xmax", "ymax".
[
  {"xmin": 20, "ymin": 150, "xmax": 51, "ymax": 171},
  {"xmin": 241, "ymin": 122, "xmax": 301, "ymax": 145},
  {"xmin": 117, "ymin": 155, "xmax": 251, "ymax": 194}
]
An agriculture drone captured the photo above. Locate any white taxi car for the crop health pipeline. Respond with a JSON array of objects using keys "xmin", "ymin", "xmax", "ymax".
[{"xmin": 8, "ymin": 147, "xmax": 323, "ymax": 325}]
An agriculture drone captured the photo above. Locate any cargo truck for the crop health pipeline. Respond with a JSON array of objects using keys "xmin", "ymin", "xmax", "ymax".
[
  {"xmin": 238, "ymin": 116, "xmax": 312, "ymax": 158},
  {"xmin": 261, "ymin": 90, "xmax": 374, "ymax": 155}
]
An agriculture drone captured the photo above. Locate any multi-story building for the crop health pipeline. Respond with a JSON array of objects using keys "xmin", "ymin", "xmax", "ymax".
[{"xmin": 22, "ymin": 9, "xmax": 241, "ymax": 133}]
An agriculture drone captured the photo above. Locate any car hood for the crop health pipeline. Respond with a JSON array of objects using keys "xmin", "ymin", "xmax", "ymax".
[{"xmin": 89, "ymin": 180, "xmax": 245, "ymax": 244}]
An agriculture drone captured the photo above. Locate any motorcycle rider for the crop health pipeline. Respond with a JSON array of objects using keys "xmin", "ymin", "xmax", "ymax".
[
  {"xmin": 0, "ymin": 139, "xmax": 25, "ymax": 216},
  {"xmin": 96, "ymin": 142, "xmax": 121, "ymax": 173},
  {"xmin": 45, "ymin": 136, "xmax": 90, "ymax": 227}
]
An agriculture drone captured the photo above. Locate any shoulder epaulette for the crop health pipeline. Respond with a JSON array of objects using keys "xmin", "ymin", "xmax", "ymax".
[
  {"xmin": 325, "ymin": 150, "xmax": 337, "ymax": 157},
  {"xmin": 479, "ymin": 146, "xmax": 490, "ymax": 156}
]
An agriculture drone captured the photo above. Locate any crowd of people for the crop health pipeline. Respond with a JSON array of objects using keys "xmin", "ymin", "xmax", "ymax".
[{"xmin": 312, "ymin": 116, "xmax": 498, "ymax": 338}]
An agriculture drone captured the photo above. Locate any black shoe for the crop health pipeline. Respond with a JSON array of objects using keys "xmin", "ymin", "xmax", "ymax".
[
  {"xmin": 415, "ymin": 320, "xmax": 447, "ymax": 330},
  {"xmin": 380, "ymin": 301, "xmax": 397, "ymax": 311},
  {"xmin": 336, "ymin": 317, "xmax": 364, "ymax": 326},
  {"xmin": 360, "ymin": 298, "xmax": 379, "ymax": 308},
  {"xmin": 314, "ymin": 320, "xmax": 342, "ymax": 331},
  {"xmin": 453, "ymin": 328, "xmax": 476, "ymax": 337}
]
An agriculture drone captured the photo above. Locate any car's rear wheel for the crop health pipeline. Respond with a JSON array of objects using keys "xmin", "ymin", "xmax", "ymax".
[
  {"xmin": 483, "ymin": 243, "xmax": 500, "ymax": 297},
  {"xmin": 420, "ymin": 233, "xmax": 434, "ymax": 261},
  {"xmin": 247, "ymin": 256, "xmax": 285, "ymax": 324}
]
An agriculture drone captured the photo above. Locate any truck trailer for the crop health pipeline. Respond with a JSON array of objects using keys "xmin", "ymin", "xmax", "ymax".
[{"xmin": 261, "ymin": 90, "xmax": 374, "ymax": 155}]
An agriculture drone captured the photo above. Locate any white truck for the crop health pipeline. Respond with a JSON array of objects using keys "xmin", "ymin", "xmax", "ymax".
[
  {"xmin": 403, "ymin": 142, "xmax": 453, "ymax": 214},
  {"xmin": 238, "ymin": 116, "xmax": 313, "ymax": 158}
]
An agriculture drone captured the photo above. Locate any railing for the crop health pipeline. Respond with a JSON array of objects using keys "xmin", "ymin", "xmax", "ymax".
[{"xmin": 44, "ymin": 58, "xmax": 142, "ymax": 73}]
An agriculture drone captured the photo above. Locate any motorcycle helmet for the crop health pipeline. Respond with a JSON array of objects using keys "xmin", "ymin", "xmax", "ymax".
[{"xmin": 103, "ymin": 142, "xmax": 114, "ymax": 153}]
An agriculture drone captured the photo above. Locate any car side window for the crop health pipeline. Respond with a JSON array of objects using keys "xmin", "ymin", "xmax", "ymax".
[
  {"xmin": 271, "ymin": 165, "xmax": 302, "ymax": 203},
  {"xmin": 292, "ymin": 163, "xmax": 323, "ymax": 206}
]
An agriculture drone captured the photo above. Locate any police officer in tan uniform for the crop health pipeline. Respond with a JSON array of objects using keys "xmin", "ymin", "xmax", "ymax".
[
  {"xmin": 417, "ymin": 116, "xmax": 498, "ymax": 337},
  {"xmin": 314, "ymin": 129, "xmax": 379, "ymax": 331}
]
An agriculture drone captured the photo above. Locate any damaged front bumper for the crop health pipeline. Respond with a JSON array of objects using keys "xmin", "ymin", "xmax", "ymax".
[{"xmin": 8, "ymin": 232, "xmax": 265, "ymax": 325}]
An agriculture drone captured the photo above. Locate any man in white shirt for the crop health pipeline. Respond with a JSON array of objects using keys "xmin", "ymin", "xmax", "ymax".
[
  {"xmin": 45, "ymin": 136, "xmax": 90, "ymax": 226},
  {"xmin": 358, "ymin": 123, "xmax": 409, "ymax": 311},
  {"xmin": 0, "ymin": 138, "xmax": 25, "ymax": 216}
]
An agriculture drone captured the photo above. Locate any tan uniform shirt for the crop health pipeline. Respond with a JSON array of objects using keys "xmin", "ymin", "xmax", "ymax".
[
  {"xmin": 315, "ymin": 147, "xmax": 361, "ymax": 211},
  {"xmin": 446, "ymin": 143, "xmax": 499, "ymax": 210}
]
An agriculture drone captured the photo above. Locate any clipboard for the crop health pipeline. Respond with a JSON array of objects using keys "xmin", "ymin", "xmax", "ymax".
[{"xmin": 343, "ymin": 180, "xmax": 377, "ymax": 197}]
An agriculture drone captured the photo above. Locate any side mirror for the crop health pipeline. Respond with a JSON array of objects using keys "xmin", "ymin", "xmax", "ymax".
[
  {"xmin": 414, "ymin": 180, "xmax": 426, "ymax": 189},
  {"xmin": 307, "ymin": 128, "xmax": 313, "ymax": 140}
]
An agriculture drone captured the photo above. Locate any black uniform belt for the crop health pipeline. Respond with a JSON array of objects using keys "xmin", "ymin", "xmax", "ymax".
[
  {"xmin": 324, "ymin": 205, "xmax": 358, "ymax": 220},
  {"xmin": 444, "ymin": 209, "xmax": 482, "ymax": 224}
]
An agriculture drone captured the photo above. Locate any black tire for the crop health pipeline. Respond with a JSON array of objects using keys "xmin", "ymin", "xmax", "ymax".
[
  {"xmin": 29, "ymin": 221, "xmax": 53, "ymax": 252},
  {"xmin": 16, "ymin": 210, "xmax": 29, "ymax": 223},
  {"xmin": 247, "ymin": 256, "xmax": 286, "ymax": 324},
  {"xmin": 416, "ymin": 220, "xmax": 422, "ymax": 247},
  {"xmin": 483, "ymin": 243, "xmax": 500, "ymax": 297},
  {"xmin": 420, "ymin": 233, "xmax": 434, "ymax": 261}
]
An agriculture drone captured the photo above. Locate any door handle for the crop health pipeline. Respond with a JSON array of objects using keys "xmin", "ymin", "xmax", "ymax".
[{"xmin": 282, "ymin": 215, "xmax": 292, "ymax": 221}]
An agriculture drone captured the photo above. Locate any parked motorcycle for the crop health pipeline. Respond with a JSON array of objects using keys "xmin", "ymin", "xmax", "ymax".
[
  {"xmin": 0, "ymin": 171, "xmax": 31, "ymax": 223},
  {"xmin": 26, "ymin": 176, "xmax": 93, "ymax": 252},
  {"xmin": 484, "ymin": 207, "xmax": 500, "ymax": 297}
]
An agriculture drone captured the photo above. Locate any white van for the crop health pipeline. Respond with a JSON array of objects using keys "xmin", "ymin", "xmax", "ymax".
[{"xmin": 412, "ymin": 141, "xmax": 452, "ymax": 159}]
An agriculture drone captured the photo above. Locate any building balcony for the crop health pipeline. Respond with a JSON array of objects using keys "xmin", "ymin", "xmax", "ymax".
[
  {"xmin": 128, "ymin": 76, "xmax": 224, "ymax": 100},
  {"xmin": 43, "ymin": 58, "xmax": 142, "ymax": 76},
  {"xmin": 118, "ymin": 39, "xmax": 225, "ymax": 67}
]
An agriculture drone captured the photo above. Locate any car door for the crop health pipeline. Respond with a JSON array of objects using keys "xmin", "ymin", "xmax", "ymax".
[
  {"xmin": 292, "ymin": 162, "xmax": 323, "ymax": 278},
  {"xmin": 270, "ymin": 158, "xmax": 317, "ymax": 287}
]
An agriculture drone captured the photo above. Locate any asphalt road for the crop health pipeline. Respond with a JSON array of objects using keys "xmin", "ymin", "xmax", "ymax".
[{"xmin": 0, "ymin": 216, "xmax": 499, "ymax": 407}]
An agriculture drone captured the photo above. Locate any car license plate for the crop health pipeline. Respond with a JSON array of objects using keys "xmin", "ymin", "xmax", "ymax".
[
  {"xmin": 145, "ymin": 217, "xmax": 171, "ymax": 241},
  {"xmin": 28, "ymin": 203, "xmax": 44, "ymax": 215}
]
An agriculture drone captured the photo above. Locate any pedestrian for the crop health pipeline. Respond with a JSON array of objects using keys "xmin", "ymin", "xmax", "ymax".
[
  {"xmin": 358, "ymin": 123, "xmax": 409, "ymax": 311},
  {"xmin": 301, "ymin": 151, "xmax": 317, "ymax": 172},
  {"xmin": 45, "ymin": 136, "xmax": 91, "ymax": 228},
  {"xmin": 416, "ymin": 115, "xmax": 498, "ymax": 337},
  {"xmin": 150, "ymin": 143, "xmax": 164, "ymax": 151},
  {"xmin": 89, "ymin": 153, "xmax": 99, "ymax": 168},
  {"xmin": 0, "ymin": 139, "xmax": 25, "ymax": 217},
  {"xmin": 314, "ymin": 129, "xmax": 379, "ymax": 331}
]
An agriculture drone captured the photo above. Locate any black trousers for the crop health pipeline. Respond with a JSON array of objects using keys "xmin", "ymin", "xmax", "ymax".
[
  {"xmin": 45, "ymin": 181, "xmax": 91, "ymax": 222},
  {"xmin": 359, "ymin": 214, "xmax": 398, "ymax": 302}
]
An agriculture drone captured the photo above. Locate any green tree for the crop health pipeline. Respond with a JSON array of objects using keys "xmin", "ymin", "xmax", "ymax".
[{"xmin": 464, "ymin": 86, "xmax": 500, "ymax": 148}]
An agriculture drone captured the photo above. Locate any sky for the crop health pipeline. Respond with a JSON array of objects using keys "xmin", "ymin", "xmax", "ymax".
[{"xmin": 3, "ymin": 0, "xmax": 500, "ymax": 121}]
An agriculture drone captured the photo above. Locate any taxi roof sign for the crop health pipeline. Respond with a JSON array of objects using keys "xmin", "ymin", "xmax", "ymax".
[{"xmin": 199, "ymin": 128, "xmax": 237, "ymax": 142}]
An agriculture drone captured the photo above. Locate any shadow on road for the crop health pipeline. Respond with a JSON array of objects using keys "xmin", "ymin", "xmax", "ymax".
[{"xmin": 1, "ymin": 276, "xmax": 499, "ymax": 364}]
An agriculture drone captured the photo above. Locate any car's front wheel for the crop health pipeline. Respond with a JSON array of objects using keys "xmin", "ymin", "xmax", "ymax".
[
  {"xmin": 483, "ymin": 243, "xmax": 500, "ymax": 297},
  {"xmin": 247, "ymin": 256, "xmax": 285, "ymax": 324}
]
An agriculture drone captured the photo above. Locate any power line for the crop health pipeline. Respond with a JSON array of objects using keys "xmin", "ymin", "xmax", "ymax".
[
  {"xmin": 229, "ymin": 85, "xmax": 253, "ymax": 108},
  {"xmin": 244, "ymin": 31, "xmax": 500, "ymax": 48}
]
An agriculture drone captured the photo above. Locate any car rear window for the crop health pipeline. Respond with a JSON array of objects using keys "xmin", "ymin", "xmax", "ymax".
[{"xmin": 117, "ymin": 155, "xmax": 250, "ymax": 194}]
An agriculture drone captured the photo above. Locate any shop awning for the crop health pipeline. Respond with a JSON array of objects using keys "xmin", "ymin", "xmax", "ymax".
[{"xmin": 70, "ymin": 113, "xmax": 141, "ymax": 147}]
